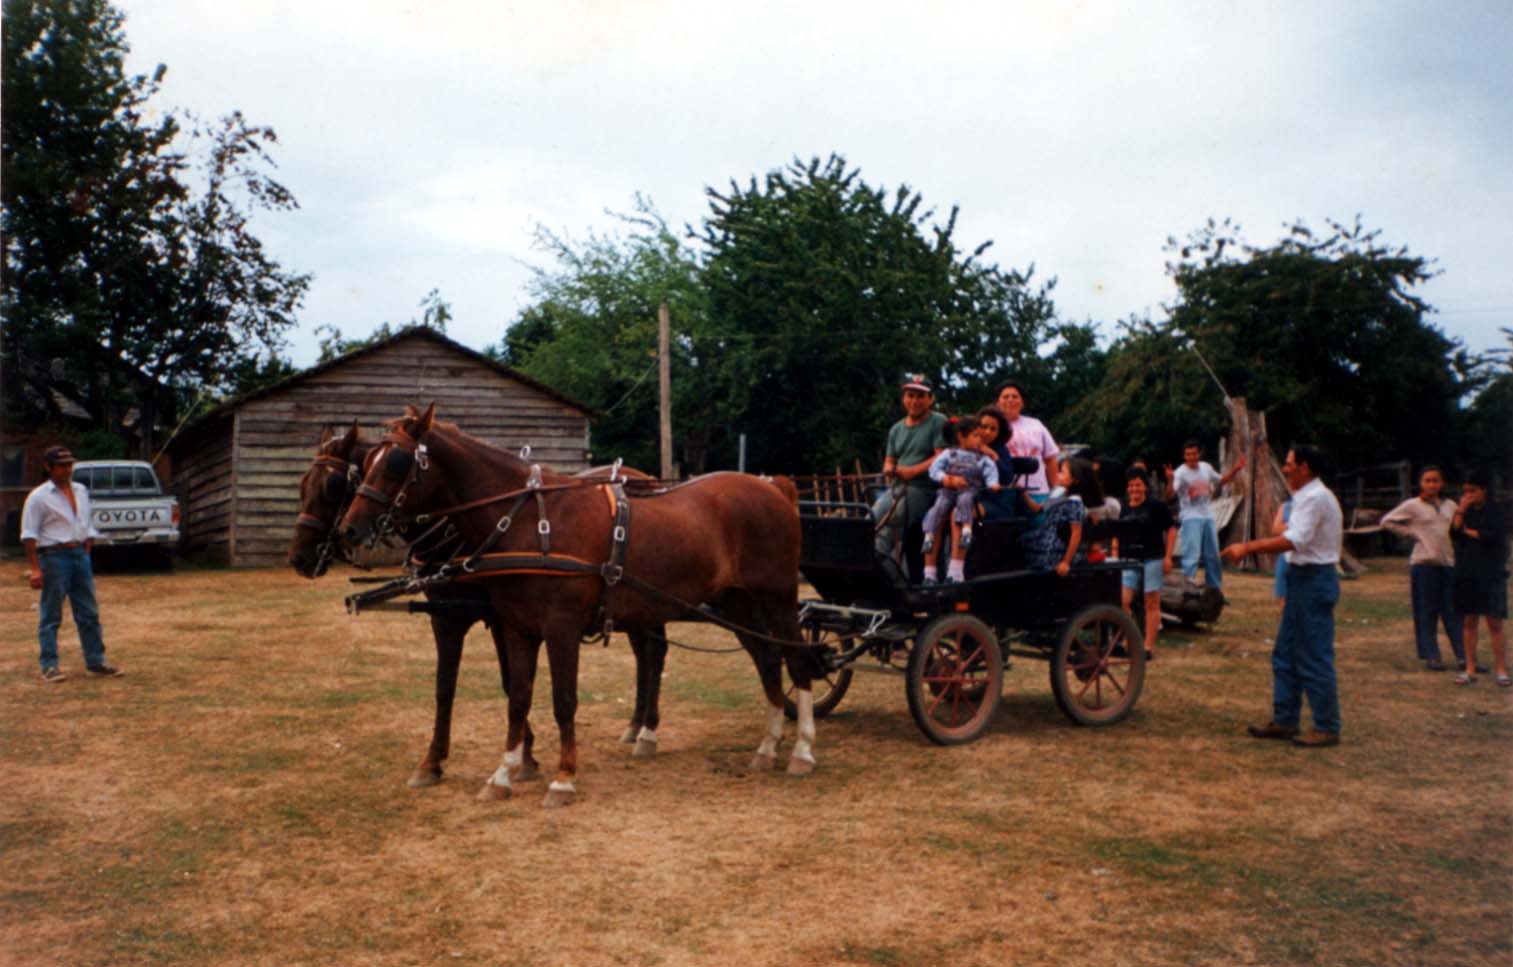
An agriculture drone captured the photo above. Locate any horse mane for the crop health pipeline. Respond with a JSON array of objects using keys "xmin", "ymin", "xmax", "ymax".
[{"xmin": 419, "ymin": 418, "xmax": 575, "ymax": 484}]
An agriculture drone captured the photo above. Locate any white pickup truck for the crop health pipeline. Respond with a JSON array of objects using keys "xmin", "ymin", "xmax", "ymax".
[{"xmin": 71, "ymin": 460, "xmax": 180, "ymax": 564}]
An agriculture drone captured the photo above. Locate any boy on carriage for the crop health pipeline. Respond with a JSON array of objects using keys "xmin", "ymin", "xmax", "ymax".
[{"xmin": 920, "ymin": 415, "xmax": 1001, "ymax": 584}]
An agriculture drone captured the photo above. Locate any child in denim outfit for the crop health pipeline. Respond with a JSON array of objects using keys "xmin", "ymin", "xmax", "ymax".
[{"xmin": 920, "ymin": 415, "xmax": 1000, "ymax": 583}]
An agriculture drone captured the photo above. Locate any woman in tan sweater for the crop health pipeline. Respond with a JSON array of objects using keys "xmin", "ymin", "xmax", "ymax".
[{"xmin": 1382, "ymin": 466, "xmax": 1464, "ymax": 671}]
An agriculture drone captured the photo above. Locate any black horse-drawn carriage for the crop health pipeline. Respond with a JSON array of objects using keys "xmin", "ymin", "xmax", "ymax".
[{"xmin": 790, "ymin": 485, "xmax": 1147, "ymax": 745}]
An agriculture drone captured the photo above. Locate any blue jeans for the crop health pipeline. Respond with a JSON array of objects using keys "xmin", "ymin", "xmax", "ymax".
[
  {"xmin": 38, "ymin": 547, "xmax": 106, "ymax": 670},
  {"xmin": 1272, "ymin": 563, "xmax": 1341, "ymax": 734},
  {"xmin": 1179, "ymin": 517, "xmax": 1224, "ymax": 589},
  {"xmin": 1409, "ymin": 564, "xmax": 1463, "ymax": 663}
]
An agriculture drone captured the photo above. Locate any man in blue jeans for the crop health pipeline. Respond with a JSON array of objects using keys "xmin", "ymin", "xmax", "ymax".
[
  {"xmin": 1165, "ymin": 441, "xmax": 1246, "ymax": 590},
  {"xmin": 1222, "ymin": 445, "xmax": 1343, "ymax": 747},
  {"xmin": 21, "ymin": 446, "xmax": 123, "ymax": 683}
]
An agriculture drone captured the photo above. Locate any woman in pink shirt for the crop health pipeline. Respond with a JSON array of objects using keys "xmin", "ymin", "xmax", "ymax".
[{"xmin": 995, "ymin": 381, "xmax": 1058, "ymax": 495}]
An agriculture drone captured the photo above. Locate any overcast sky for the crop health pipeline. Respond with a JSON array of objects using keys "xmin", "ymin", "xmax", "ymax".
[{"xmin": 117, "ymin": 0, "xmax": 1513, "ymax": 368}]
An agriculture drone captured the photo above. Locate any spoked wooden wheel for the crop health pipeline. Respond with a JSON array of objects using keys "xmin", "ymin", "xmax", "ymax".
[
  {"xmin": 784, "ymin": 624, "xmax": 854, "ymax": 720},
  {"xmin": 905, "ymin": 614, "xmax": 1003, "ymax": 745},
  {"xmin": 1050, "ymin": 604, "xmax": 1145, "ymax": 726}
]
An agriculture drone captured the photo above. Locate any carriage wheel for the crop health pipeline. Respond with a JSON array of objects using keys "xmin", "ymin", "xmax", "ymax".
[
  {"xmin": 1050, "ymin": 604, "xmax": 1145, "ymax": 726},
  {"xmin": 784, "ymin": 625, "xmax": 855, "ymax": 720},
  {"xmin": 905, "ymin": 614, "xmax": 1003, "ymax": 745}
]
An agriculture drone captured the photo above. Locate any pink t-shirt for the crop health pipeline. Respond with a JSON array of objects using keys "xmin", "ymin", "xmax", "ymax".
[{"xmin": 1005, "ymin": 414, "xmax": 1058, "ymax": 492}]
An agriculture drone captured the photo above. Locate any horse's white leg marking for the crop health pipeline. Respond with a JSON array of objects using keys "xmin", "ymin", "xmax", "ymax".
[
  {"xmin": 633, "ymin": 725, "xmax": 658, "ymax": 758},
  {"xmin": 754, "ymin": 702, "xmax": 784, "ymax": 761},
  {"xmin": 791, "ymin": 688, "xmax": 816, "ymax": 765},
  {"xmin": 548, "ymin": 778, "xmax": 577, "ymax": 794},
  {"xmin": 477, "ymin": 743, "xmax": 519, "ymax": 802}
]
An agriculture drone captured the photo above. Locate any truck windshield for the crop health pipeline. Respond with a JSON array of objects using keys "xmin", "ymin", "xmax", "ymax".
[{"xmin": 76, "ymin": 466, "xmax": 160, "ymax": 496}]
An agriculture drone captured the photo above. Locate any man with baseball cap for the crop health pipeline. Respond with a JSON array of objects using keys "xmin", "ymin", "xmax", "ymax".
[
  {"xmin": 873, "ymin": 373, "xmax": 949, "ymax": 581},
  {"xmin": 21, "ymin": 445, "xmax": 121, "ymax": 682}
]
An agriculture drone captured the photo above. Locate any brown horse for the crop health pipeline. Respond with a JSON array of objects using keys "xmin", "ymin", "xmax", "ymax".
[
  {"xmin": 288, "ymin": 425, "xmax": 670, "ymax": 792},
  {"xmin": 339, "ymin": 404, "xmax": 816, "ymax": 807}
]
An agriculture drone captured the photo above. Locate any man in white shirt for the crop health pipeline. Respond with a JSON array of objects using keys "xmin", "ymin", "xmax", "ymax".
[
  {"xmin": 1164, "ymin": 441, "xmax": 1246, "ymax": 590},
  {"xmin": 1222, "ymin": 445, "xmax": 1342, "ymax": 747},
  {"xmin": 21, "ymin": 446, "xmax": 121, "ymax": 682}
]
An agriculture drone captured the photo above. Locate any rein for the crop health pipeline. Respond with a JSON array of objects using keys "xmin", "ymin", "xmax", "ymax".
[
  {"xmin": 347, "ymin": 427, "xmax": 815, "ymax": 650},
  {"xmin": 299, "ymin": 453, "xmax": 364, "ymax": 574}
]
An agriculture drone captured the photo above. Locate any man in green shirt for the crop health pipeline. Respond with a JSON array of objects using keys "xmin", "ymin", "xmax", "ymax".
[{"xmin": 873, "ymin": 373, "xmax": 950, "ymax": 579}]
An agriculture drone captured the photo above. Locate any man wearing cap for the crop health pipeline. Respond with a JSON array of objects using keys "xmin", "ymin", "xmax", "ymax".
[
  {"xmin": 873, "ymin": 374, "xmax": 950, "ymax": 580},
  {"xmin": 21, "ymin": 446, "xmax": 122, "ymax": 682}
]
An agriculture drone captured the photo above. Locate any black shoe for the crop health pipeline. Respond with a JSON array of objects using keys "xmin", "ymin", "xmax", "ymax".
[
  {"xmin": 1246, "ymin": 721, "xmax": 1298, "ymax": 741},
  {"xmin": 41, "ymin": 666, "xmax": 68, "ymax": 684},
  {"xmin": 86, "ymin": 663, "xmax": 124, "ymax": 678},
  {"xmin": 1425, "ymin": 659, "xmax": 1446, "ymax": 671}
]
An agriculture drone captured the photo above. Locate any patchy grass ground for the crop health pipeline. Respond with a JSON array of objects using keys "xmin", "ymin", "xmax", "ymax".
[{"xmin": 1, "ymin": 557, "xmax": 1509, "ymax": 966}]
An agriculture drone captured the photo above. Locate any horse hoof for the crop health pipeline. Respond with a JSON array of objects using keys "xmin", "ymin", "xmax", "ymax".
[
  {"xmin": 786, "ymin": 757, "xmax": 816, "ymax": 776},
  {"xmin": 633, "ymin": 738, "xmax": 658, "ymax": 759},
  {"xmin": 476, "ymin": 781, "xmax": 511, "ymax": 803},
  {"xmin": 513, "ymin": 761, "xmax": 541, "ymax": 783},
  {"xmin": 542, "ymin": 785, "xmax": 577, "ymax": 808},
  {"xmin": 749, "ymin": 753, "xmax": 776, "ymax": 772},
  {"xmin": 619, "ymin": 725, "xmax": 640, "ymax": 744},
  {"xmin": 406, "ymin": 768, "xmax": 443, "ymax": 789}
]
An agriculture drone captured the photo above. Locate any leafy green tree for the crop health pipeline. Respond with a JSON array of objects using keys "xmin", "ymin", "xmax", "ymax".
[
  {"xmin": 695, "ymin": 154, "xmax": 1059, "ymax": 472},
  {"xmin": 2, "ymin": 0, "xmax": 308, "ymax": 452},
  {"xmin": 502, "ymin": 201, "xmax": 725, "ymax": 473},
  {"xmin": 1069, "ymin": 217, "xmax": 1485, "ymax": 471},
  {"xmin": 313, "ymin": 288, "xmax": 451, "ymax": 363},
  {"xmin": 1459, "ymin": 328, "xmax": 1512, "ymax": 479}
]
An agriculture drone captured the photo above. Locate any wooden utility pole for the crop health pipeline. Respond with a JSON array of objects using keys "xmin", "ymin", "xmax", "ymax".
[{"xmin": 658, "ymin": 302, "xmax": 673, "ymax": 480}]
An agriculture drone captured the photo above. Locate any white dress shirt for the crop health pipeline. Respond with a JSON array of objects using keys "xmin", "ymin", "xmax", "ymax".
[
  {"xmin": 1282, "ymin": 477, "xmax": 1342, "ymax": 565},
  {"xmin": 20, "ymin": 479, "xmax": 100, "ymax": 546}
]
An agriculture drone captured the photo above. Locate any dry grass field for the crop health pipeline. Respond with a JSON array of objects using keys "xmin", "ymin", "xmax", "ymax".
[{"xmin": 1, "ymin": 557, "xmax": 1509, "ymax": 967}]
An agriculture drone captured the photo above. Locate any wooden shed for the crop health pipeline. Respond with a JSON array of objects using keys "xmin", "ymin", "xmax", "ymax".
[{"xmin": 167, "ymin": 327, "xmax": 597, "ymax": 567}]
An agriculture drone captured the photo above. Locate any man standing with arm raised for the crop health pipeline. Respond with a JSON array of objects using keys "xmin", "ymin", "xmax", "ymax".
[
  {"xmin": 21, "ymin": 446, "xmax": 122, "ymax": 682},
  {"xmin": 1221, "ymin": 445, "xmax": 1342, "ymax": 747},
  {"xmin": 1165, "ymin": 440, "xmax": 1246, "ymax": 591}
]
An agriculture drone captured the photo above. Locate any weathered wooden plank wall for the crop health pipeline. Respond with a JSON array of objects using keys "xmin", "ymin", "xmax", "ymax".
[
  {"xmin": 172, "ymin": 415, "xmax": 235, "ymax": 564},
  {"xmin": 226, "ymin": 337, "xmax": 590, "ymax": 566}
]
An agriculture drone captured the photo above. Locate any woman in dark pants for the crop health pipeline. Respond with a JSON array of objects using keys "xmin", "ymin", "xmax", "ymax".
[
  {"xmin": 1451, "ymin": 469, "xmax": 1508, "ymax": 686},
  {"xmin": 1382, "ymin": 466, "xmax": 1464, "ymax": 671}
]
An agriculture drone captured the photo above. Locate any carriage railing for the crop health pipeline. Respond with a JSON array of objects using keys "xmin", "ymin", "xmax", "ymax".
[{"xmin": 792, "ymin": 472, "xmax": 889, "ymax": 508}]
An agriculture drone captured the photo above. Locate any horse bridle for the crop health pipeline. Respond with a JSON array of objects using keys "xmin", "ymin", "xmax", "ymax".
[
  {"xmin": 297, "ymin": 452, "xmax": 363, "ymax": 574},
  {"xmin": 354, "ymin": 429, "xmax": 433, "ymax": 545}
]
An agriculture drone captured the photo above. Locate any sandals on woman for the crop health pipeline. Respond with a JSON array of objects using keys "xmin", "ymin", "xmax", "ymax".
[
  {"xmin": 1497, "ymin": 674, "xmax": 1512, "ymax": 688},
  {"xmin": 1453, "ymin": 673, "xmax": 1477, "ymax": 685}
]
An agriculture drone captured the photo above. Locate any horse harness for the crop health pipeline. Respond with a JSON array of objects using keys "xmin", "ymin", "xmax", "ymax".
[
  {"xmin": 297, "ymin": 453, "xmax": 364, "ymax": 575},
  {"xmin": 344, "ymin": 428, "xmax": 818, "ymax": 652},
  {"xmin": 350, "ymin": 428, "xmax": 633, "ymax": 642}
]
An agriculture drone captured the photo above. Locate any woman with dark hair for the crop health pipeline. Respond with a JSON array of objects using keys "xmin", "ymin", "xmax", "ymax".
[
  {"xmin": 1382, "ymin": 465, "xmax": 1464, "ymax": 671},
  {"xmin": 1451, "ymin": 468, "xmax": 1508, "ymax": 686},
  {"xmin": 1021, "ymin": 457, "xmax": 1103, "ymax": 576},
  {"xmin": 1119, "ymin": 466, "xmax": 1176, "ymax": 659},
  {"xmin": 973, "ymin": 406, "xmax": 1021, "ymax": 522},
  {"xmin": 995, "ymin": 381, "xmax": 1059, "ymax": 496}
]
